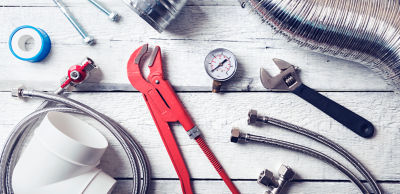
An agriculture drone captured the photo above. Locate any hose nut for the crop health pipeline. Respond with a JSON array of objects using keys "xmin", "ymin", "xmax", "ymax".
[
  {"xmin": 11, "ymin": 87, "xmax": 24, "ymax": 98},
  {"xmin": 230, "ymin": 128, "xmax": 241, "ymax": 143},
  {"xmin": 248, "ymin": 109, "xmax": 258, "ymax": 124}
]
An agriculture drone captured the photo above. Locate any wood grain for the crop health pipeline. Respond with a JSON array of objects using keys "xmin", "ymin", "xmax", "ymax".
[
  {"xmin": 0, "ymin": 4, "xmax": 392, "ymax": 91},
  {"xmin": 1, "ymin": 0, "xmax": 399, "ymax": 193},
  {"xmin": 1, "ymin": 92, "xmax": 398, "ymax": 180}
]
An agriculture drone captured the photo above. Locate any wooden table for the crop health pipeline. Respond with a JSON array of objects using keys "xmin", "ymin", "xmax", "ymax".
[{"xmin": 1, "ymin": 0, "xmax": 399, "ymax": 193}]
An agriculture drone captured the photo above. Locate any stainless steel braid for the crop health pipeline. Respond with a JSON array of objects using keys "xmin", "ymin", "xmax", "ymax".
[
  {"xmin": 233, "ymin": 131, "xmax": 370, "ymax": 193},
  {"xmin": 0, "ymin": 90, "xmax": 151, "ymax": 194},
  {"xmin": 259, "ymin": 115, "xmax": 382, "ymax": 194},
  {"xmin": 242, "ymin": 0, "xmax": 400, "ymax": 92}
]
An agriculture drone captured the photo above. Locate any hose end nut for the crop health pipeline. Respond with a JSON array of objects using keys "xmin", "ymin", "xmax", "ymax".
[
  {"xmin": 11, "ymin": 87, "xmax": 24, "ymax": 98},
  {"xmin": 231, "ymin": 128, "xmax": 241, "ymax": 143},
  {"xmin": 248, "ymin": 109, "xmax": 258, "ymax": 124}
]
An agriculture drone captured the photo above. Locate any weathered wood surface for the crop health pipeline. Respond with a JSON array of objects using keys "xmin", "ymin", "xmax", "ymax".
[
  {"xmin": 0, "ymin": 2, "xmax": 392, "ymax": 91},
  {"xmin": 1, "ymin": 0, "xmax": 399, "ymax": 193},
  {"xmin": 0, "ymin": 92, "xmax": 399, "ymax": 193}
]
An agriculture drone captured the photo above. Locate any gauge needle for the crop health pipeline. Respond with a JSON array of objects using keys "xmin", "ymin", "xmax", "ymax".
[{"xmin": 211, "ymin": 59, "xmax": 228, "ymax": 72}]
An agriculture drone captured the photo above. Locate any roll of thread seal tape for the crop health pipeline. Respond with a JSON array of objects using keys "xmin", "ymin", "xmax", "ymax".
[{"xmin": 9, "ymin": 25, "xmax": 51, "ymax": 62}]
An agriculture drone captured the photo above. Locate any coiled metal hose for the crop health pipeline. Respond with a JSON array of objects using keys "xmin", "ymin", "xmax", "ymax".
[
  {"xmin": 241, "ymin": 0, "xmax": 400, "ymax": 91},
  {"xmin": 0, "ymin": 89, "xmax": 151, "ymax": 194},
  {"xmin": 254, "ymin": 114, "xmax": 382, "ymax": 194},
  {"xmin": 231, "ymin": 129, "xmax": 370, "ymax": 193}
]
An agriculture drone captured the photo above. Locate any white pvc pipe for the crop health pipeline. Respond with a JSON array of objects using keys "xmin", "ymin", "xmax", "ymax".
[{"xmin": 12, "ymin": 112, "xmax": 116, "ymax": 194}]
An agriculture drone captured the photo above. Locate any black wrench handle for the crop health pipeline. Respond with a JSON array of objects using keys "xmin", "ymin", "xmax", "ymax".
[{"xmin": 292, "ymin": 84, "xmax": 374, "ymax": 138}]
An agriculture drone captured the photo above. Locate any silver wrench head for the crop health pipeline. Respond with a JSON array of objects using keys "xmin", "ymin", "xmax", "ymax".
[{"xmin": 260, "ymin": 59, "xmax": 302, "ymax": 91}]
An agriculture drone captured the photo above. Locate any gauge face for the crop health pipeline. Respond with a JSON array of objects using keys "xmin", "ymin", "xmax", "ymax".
[{"xmin": 204, "ymin": 48, "xmax": 238, "ymax": 82}]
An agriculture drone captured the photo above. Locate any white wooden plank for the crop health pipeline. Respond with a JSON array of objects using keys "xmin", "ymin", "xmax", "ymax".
[
  {"xmin": 1, "ymin": 0, "xmax": 237, "ymax": 7},
  {"xmin": 0, "ymin": 92, "xmax": 398, "ymax": 180},
  {"xmin": 112, "ymin": 180, "xmax": 400, "ymax": 194},
  {"xmin": 0, "ymin": 5, "xmax": 393, "ymax": 91}
]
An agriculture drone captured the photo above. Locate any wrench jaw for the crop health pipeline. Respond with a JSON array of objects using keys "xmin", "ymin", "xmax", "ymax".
[{"xmin": 260, "ymin": 59, "xmax": 302, "ymax": 91}]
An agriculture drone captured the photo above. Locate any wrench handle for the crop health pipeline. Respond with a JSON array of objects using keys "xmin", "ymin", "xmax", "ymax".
[
  {"xmin": 195, "ymin": 137, "xmax": 240, "ymax": 194},
  {"xmin": 292, "ymin": 84, "xmax": 374, "ymax": 138}
]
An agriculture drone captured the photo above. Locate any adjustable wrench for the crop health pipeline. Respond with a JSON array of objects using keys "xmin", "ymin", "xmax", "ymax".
[{"xmin": 260, "ymin": 58, "xmax": 374, "ymax": 138}]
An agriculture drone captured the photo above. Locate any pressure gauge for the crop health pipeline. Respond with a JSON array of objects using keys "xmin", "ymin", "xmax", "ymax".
[{"xmin": 204, "ymin": 48, "xmax": 238, "ymax": 93}]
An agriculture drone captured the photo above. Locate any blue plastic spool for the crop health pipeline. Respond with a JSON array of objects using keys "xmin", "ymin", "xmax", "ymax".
[{"xmin": 9, "ymin": 25, "xmax": 51, "ymax": 62}]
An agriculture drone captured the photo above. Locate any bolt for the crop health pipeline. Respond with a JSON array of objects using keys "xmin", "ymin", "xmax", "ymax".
[
  {"xmin": 88, "ymin": 0, "xmax": 120, "ymax": 22},
  {"xmin": 52, "ymin": 0, "xmax": 95, "ymax": 45}
]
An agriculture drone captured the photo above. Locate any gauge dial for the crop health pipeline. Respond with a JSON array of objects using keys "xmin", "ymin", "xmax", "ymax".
[{"xmin": 204, "ymin": 48, "xmax": 238, "ymax": 82}]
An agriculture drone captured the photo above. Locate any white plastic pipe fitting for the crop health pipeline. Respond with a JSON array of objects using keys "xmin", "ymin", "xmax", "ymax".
[{"xmin": 12, "ymin": 112, "xmax": 116, "ymax": 194}]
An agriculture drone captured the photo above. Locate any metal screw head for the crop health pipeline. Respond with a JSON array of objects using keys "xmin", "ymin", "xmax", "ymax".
[
  {"xmin": 248, "ymin": 109, "xmax": 258, "ymax": 124},
  {"xmin": 83, "ymin": 36, "xmax": 95, "ymax": 45},
  {"xmin": 258, "ymin": 169, "xmax": 279, "ymax": 188},
  {"xmin": 278, "ymin": 165, "xmax": 295, "ymax": 180},
  {"xmin": 230, "ymin": 128, "xmax": 241, "ymax": 143},
  {"xmin": 108, "ymin": 12, "xmax": 120, "ymax": 22},
  {"xmin": 70, "ymin": 70, "xmax": 81, "ymax": 80},
  {"xmin": 155, "ymin": 80, "xmax": 160, "ymax": 84}
]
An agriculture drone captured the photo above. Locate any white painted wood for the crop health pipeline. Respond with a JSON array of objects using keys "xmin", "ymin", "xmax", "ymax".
[
  {"xmin": 1, "ymin": 1, "xmax": 399, "ymax": 193},
  {"xmin": 1, "ymin": 92, "xmax": 399, "ymax": 181},
  {"xmin": 112, "ymin": 180, "xmax": 400, "ymax": 194},
  {"xmin": 0, "ymin": 4, "xmax": 392, "ymax": 91}
]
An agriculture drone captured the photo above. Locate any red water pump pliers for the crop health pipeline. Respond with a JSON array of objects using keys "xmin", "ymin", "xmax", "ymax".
[{"xmin": 127, "ymin": 44, "xmax": 240, "ymax": 194}]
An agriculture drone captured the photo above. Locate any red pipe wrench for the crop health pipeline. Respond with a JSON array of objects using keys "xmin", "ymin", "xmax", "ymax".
[{"xmin": 127, "ymin": 44, "xmax": 240, "ymax": 194}]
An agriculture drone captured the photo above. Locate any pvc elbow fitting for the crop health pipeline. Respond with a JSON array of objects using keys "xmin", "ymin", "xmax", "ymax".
[{"xmin": 12, "ymin": 112, "xmax": 116, "ymax": 194}]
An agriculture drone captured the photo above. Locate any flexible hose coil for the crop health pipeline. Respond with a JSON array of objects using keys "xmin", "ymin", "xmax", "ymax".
[
  {"xmin": 0, "ymin": 90, "xmax": 151, "ymax": 194},
  {"xmin": 242, "ymin": 0, "xmax": 400, "ymax": 91},
  {"xmin": 232, "ymin": 131, "xmax": 370, "ymax": 193},
  {"xmin": 258, "ymin": 116, "xmax": 382, "ymax": 194}
]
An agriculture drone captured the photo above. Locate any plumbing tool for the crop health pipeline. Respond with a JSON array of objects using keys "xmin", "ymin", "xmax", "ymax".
[
  {"xmin": 52, "ymin": 0, "xmax": 95, "ymax": 45},
  {"xmin": 204, "ymin": 48, "xmax": 238, "ymax": 93},
  {"xmin": 9, "ymin": 25, "xmax": 51, "ymax": 62},
  {"xmin": 2, "ymin": 59, "xmax": 151, "ymax": 194},
  {"xmin": 127, "ymin": 44, "xmax": 240, "ymax": 194},
  {"xmin": 247, "ymin": 109, "xmax": 382, "ymax": 194},
  {"xmin": 230, "ymin": 128, "xmax": 370, "ymax": 193},
  {"xmin": 258, "ymin": 165, "xmax": 295, "ymax": 194},
  {"xmin": 88, "ymin": 0, "xmax": 120, "ymax": 22},
  {"xmin": 260, "ymin": 58, "xmax": 374, "ymax": 138}
]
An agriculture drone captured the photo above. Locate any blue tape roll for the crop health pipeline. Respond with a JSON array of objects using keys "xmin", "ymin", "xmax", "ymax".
[{"xmin": 9, "ymin": 25, "xmax": 51, "ymax": 63}]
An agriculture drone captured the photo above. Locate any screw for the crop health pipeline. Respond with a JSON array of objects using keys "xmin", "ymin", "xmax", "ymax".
[
  {"xmin": 155, "ymin": 80, "xmax": 160, "ymax": 84},
  {"xmin": 88, "ymin": 0, "xmax": 120, "ymax": 22},
  {"xmin": 52, "ymin": 0, "xmax": 95, "ymax": 45}
]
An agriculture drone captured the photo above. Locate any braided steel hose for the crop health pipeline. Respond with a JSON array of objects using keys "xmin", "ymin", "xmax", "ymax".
[
  {"xmin": 241, "ymin": 0, "xmax": 400, "ymax": 91},
  {"xmin": 0, "ymin": 90, "xmax": 151, "ymax": 194},
  {"xmin": 248, "ymin": 111, "xmax": 382, "ymax": 194},
  {"xmin": 230, "ymin": 129, "xmax": 370, "ymax": 193}
]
